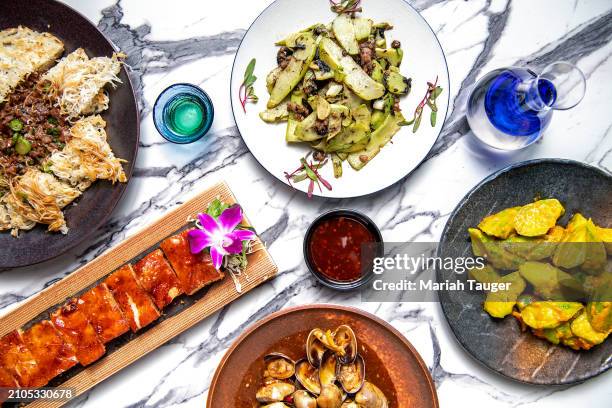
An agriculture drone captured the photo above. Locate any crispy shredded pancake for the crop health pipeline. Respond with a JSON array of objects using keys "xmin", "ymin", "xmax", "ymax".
[{"xmin": 0, "ymin": 26, "xmax": 126, "ymax": 236}]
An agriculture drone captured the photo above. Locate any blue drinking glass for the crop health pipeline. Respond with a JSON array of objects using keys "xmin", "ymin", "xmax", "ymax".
[{"xmin": 153, "ymin": 83, "xmax": 214, "ymax": 144}]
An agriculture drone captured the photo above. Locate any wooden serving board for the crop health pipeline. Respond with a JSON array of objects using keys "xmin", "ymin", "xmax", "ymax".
[{"xmin": 0, "ymin": 181, "xmax": 277, "ymax": 408}]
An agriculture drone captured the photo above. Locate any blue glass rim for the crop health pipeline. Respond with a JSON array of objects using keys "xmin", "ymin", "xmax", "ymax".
[{"xmin": 153, "ymin": 83, "xmax": 214, "ymax": 144}]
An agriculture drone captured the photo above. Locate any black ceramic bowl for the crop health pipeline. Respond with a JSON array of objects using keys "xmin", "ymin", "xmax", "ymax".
[
  {"xmin": 303, "ymin": 209, "xmax": 383, "ymax": 291},
  {"xmin": 437, "ymin": 158, "xmax": 612, "ymax": 385}
]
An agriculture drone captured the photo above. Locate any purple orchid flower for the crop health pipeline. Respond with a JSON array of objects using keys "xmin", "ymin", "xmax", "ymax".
[{"xmin": 187, "ymin": 205, "xmax": 256, "ymax": 270}]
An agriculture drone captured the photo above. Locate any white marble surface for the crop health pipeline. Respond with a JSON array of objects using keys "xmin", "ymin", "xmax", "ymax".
[{"xmin": 1, "ymin": 0, "xmax": 612, "ymax": 406}]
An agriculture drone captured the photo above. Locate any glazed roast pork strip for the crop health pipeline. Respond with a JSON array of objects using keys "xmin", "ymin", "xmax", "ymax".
[{"xmin": 0, "ymin": 228, "xmax": 224, "ymax": 391}]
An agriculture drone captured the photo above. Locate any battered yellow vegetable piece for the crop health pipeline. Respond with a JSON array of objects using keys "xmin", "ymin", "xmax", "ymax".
[
  {"xmin": 566, "ymin": 213, "xmax": 588, "ymax": 231},
  {"xmin": 561, "ymin": 335, "xmax": 594, "ymax": 351},
  {"xmin": 525, "ymin": 226, "xmax": 565, "ymax": 261},
  {"xmin": 518, "ymin": 261, "xmax": 583, "ymax": 300},
  {"xmin": 586, "ymin": 272, "xmax": 612, "ymax": 333},
  {"xmin": 531, "ymin": 321, "xmax": 598, "ymax": 351},
  {"xmin": 483, "ymin": 272, "xmax": 526, "ymax": 318},
  {"xmin": 520, "ymin": 301, "xmax": 583, "ymax": 329},
  {"xmin": 469, "ymin": 228, "xmax": 524, "ymax": 270},
  {"xmin": 514, "ymin": 199, "xmax": 565, "ymax": 237},
  {"xmin": 477, "ymin": 207, "xmax": 520, "ymax": 239},
  {"xmin": 582, "ymin": 220, "xmax": 607, "ymax": 273},
  {"xmin": 483, "ymin": 241, "xmax": 525, "ymax": 271},
  {"xmin": 502, "ymin": 226, "xmax": 564, "ymax": 260},
  {"xmin": 501, "ymin": 234, "xmax": 539, "ymax": 259},
  {"xmin": 582, "ymin": 272, "xmax": 612, "ymax": 296},
  {"xmin": 468, "ymin": 265, "xmax": 500, "ymax": 284},
  {"xmin": 595, "ymin": 226, "xmax": 612, "ymax": 254},
  {"xmin": 532, "ymin": 322, "xmax": 573, "ymax": 345},
  {"xmin": 468, "ymin": 228, "xmax": 487, "ymax": 258},
  {"xmin": 570, "ymin": 311, "xmax": 609, "ymax": 345},
  {"xmin": 587, "ymin": 301, "xmax": 612, "ymax": 334},
  {"xmin": 469, "ymin": 201, "xmax": 611, "ymax": 351},
  {"xmin": 553, "ymin": 215, "xmax": 588, "ymax": 269},
  {"xmin": 516, "ymin": 294, "xmax": 537, "ymax": 310},
  {"xmin": 547, "ymin": 225, "xmax": 567, "ymax": 240}
]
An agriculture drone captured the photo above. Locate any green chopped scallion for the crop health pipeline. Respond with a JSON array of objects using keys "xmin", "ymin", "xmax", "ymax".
[
  {"xmin": 15, "ymin": 137, "xmax": 32, "ymax": 155},
  {"xmin": 46, "ymin": 128, "xmax": 61, "ymax": 136},
  {"xmin": 8, "ymin": 118, "xmax": 23, "ymax": 132}
]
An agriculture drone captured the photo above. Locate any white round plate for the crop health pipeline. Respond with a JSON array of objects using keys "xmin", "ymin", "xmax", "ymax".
[{"xmin": 231, "ymin": 0, "xmax": 449, "ymax": 198}]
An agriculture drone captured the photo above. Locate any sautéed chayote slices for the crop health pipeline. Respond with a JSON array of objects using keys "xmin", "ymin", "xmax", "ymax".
[
  {"xmin": 260, "ymin": 4, "xmax": 415, "ymax": 176},
  {"xmin": 468, "ymin": 198, "xmax": 612, "ymax": 350}
]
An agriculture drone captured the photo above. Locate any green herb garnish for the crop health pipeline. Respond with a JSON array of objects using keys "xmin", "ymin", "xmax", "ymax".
[
  {"xmin": 206, "ymin": 198, "xmax": 230, "ymax": 218},
  {"xmin": 239, "ymin": 58, "xmax": 258, "ymax": 113},
  {"xmin": 284, "ymin": 153, "xmax": 332, "ymax": 198},
  {"xmin": 406, "ymin": 76, "xmax": 443, "ymax": 133}
]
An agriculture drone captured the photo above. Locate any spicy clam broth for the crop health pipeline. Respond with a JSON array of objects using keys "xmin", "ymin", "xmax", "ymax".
[{"xmin": 236, "ymin": 330, "xmax": 398, "ymax": 407}]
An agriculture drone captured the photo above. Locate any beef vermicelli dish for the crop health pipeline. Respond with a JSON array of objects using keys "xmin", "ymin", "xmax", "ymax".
[{"xmin": 0, "ymin": 26, "xmax": 127, "ymax": 236}]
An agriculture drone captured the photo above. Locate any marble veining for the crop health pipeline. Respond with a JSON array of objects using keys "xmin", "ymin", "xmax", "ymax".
[{"xmin": 0, "ymin": 0, "xmax": 611, "ymax": 407}]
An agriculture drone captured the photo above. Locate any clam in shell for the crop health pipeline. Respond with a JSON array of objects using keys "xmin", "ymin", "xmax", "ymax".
[
  {"xmin": 319, "ymin": 351, "xmax": 338, "ymax": 387},
  {"xmin": 263, "ymin": 352, "xmax": 295, "ymax": 380},
  {"xmin": 354, "ymin": 381, "xmax": 388, "ymax": 408},
  {"xmin": 295, "ymin": 359, "xmax": 322, "ymax": 395},
  {"xmin": 337, "ymin": 354, "xmax": 365, "ymax": 394},
  {"xmin": 256, "ymin": 381, "xmax": 295, "ymax": 403},
  {"xmin": 333, "ymin": 325, "xmax": 358, "ymax": 364},
  {"xmin": 306, "ymin": 328, "xmax": 329, "ymax": 367},
  {"xmin": 316, "ymin": 383, "xmax": 345, "ymax": 408},
  {"xmin": 293, "ymin": 389, "xmax": 317, "ymax": 408}
]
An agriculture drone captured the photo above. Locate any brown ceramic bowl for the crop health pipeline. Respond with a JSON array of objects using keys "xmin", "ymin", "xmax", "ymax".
[
  {"xmin": 208, "ymin": 304, "xmax": 438, "ymax": 407},
  {"xmin": 0, "ymin": 0, "xmax": 139, "ymax": 268}
]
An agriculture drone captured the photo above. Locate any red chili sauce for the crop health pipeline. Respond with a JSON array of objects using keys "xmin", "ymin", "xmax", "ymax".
[{"xmin": 308, "ymin": 216, "xmax": 375, "ymax": 282}]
